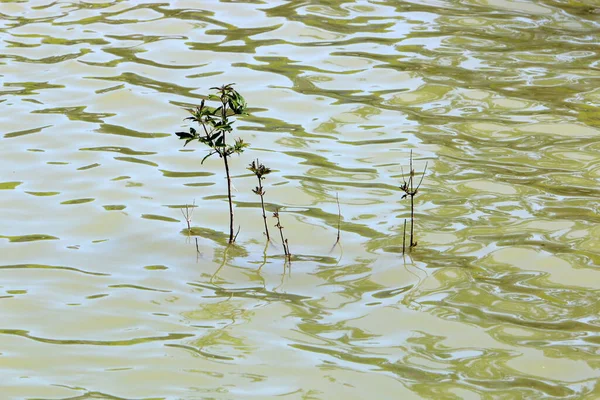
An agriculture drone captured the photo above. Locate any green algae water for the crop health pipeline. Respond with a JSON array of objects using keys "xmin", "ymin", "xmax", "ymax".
[{"xmin": 1, "ymin": 1, "xmax": 599, "ymax": 398}]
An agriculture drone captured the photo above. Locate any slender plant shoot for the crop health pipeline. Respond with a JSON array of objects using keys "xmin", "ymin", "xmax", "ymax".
[
  {"xmin": 399, "ymin": 150, "xmax": 427, "ymax": 248},
  {"xmin": 175, "ymin": 84, "xmax": 248, "ymax": 243},
  {"xmin": 180, "ymin": 200, "xmax": 195, "ymax": 234},
  {"xmin": 273, "ymin": 209, "xmax": 290, "ymax": 258},
  {"xmin": 335, "ymin": 192, "xmax": 341, "ymax": 246},
  {"xmin": 248, "ymin": 159, "xmax": 272, "ymax": 241},
  {"xmin": 402, "ymin": 219, "xmax": 407, "ymax": 254}
]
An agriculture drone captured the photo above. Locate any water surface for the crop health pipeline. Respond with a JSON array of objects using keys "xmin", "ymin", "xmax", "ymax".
[{"xmin": 1, "ymin": 0, "xmax": 600, "ymax": 398}]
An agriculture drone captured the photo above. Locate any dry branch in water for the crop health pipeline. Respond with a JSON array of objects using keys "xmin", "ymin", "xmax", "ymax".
[{"xmin": 399, "ymin": 150, "xmax": 427, "ymax": 250}]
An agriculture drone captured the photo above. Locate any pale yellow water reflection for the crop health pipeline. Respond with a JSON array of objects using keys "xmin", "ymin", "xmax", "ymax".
[{"xmin": 1, "ymin": 0, "xmax": 599, "ymax": 399}]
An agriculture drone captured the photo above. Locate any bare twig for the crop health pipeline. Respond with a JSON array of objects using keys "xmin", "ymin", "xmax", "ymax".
[
  {"xmin": 180, "ymin": 200, "xmax": 195, "ymax": 233},
  {"xmin": 402, "ymin": 219, "xmax": 407, "ymax": 254},
  {"xmin": 399, "ymin": 151, "xmax": 427, "ymax": 249},
  {"xmin": 248, "ymin": 159, "xmax": 272, "ymax": 241},
  {"xmin": 273, "ymin": 209, "xmax": 290, "ymax": 258},
  {"xmin": 335, "ymin": 192, "xmax": 341, "ymax": 245}
]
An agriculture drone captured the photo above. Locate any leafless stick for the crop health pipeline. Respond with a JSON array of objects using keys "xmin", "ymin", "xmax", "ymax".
[
  {"xmin": 273, "ymin": 209, "xmax": 290, "ymax": 258},
  {"xmin": 335, "ymin": 192, "xmax": 341, "ymax": 245},
  {"xmin": 399, "ymin": 151, "xmax": 427, "ymax": 249},
  {"xmin": 180, "ymin": 200, "xmax": 195, "ymax": 233}
]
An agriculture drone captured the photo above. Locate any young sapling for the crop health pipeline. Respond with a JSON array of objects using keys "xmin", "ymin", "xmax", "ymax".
[
  {"xmin": 248, "ymin": 159, "xmax": 272, "ymax": 241},
  {"xmin": 175, "ymin": 84, "xmax": 248, "ymax": 243}
]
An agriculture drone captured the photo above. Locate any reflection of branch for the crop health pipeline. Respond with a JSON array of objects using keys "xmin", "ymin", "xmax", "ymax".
[
  {"xmin": 195, "ymin": 238, "xmax": 201, "ymax": 262},
  {"xmin": 257, "ymin": 240, "xmax": 269, "ymax": 272},
  {"xmin": 402, "ymin": 219, "xmax": 407, "ymax": 255},
  {"xmin": 274, "ymin": 261, "xmax": 289, "ymax": 293},
  {"xmin": 210, "ymin": 244, "xmax": 231, "ymax": 284},
  {"xmin": 401, "ymin": 257, "xmax": 426, "ymax": 311}
]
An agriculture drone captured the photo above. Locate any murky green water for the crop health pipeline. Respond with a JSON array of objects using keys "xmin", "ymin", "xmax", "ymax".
[{"xmin": 2, "ymin": 0, "xmax": 600, "ymax": 398}]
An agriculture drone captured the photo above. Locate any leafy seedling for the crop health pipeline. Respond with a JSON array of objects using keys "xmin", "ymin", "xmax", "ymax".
[
  {"xmin": 175, "ymin": 84, "xmax": 248, "ymax": 243},
  {"xmin": 248, "ymin": 159, "xmax": 272, "ymax": 241}
]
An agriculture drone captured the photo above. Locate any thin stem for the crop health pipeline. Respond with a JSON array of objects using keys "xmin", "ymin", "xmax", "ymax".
[
  {"xmin": 257, "ymin": 239, "xmax": 269, "ymax": 272},
  {"xmin": 223, "ymin": 149, "xmax": 234, "ymax": 243},
  {"xmin": 402, "ymin": 219, "xmax": 407, "ymax": 254},
  {"xmin": 335, "ymin": 192, "xmax": 341, "ymax": 245},
  {"xmin": 257, "ymin": 175, "xmax": 270, "ymax": 241},
  {"xmin": 220, "ymin": 97, "xmax": 235, "ymax": 243},
  {"xmin": 274, "ymin": 209, "xmax": 289, "ymax": 257},
  {"xmin": 410, "ymin": 193, "xmax": 415, "ymax": 247}
]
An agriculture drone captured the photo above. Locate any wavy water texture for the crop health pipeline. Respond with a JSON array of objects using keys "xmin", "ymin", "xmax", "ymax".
[{"xmin": 1, "ymin": 0, "xmax": 599, "ymax": 398}]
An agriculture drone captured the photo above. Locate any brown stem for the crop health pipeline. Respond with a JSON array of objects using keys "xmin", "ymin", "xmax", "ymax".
[
  {"xmin": 224, "ymin": 155, "xmax": 234, "ymax": 243},
  {"xmin": 221, "ymin": 98, "xmax": 235, "ymax": 243},
  {"xmin": 274, "ymin": 210, "xmax": 288, "ymax": 256},
  {"xmin": 402, "ymin": 219, "xmax": 407, "ymax": 254},
  {"xmin": 257, "ymin": 176, "xmax": 270, "ymax": 241},
  {"xmin": 335, "ymin": 192, "xmax": 341, "ymax": 245},
  {"xmin": 410, "ymin": 193, "xmax": 415, "ymax": 247}
]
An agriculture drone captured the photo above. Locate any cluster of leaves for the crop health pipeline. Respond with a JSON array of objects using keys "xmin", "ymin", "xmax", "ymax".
[
  {"xmin": 176, "ymin": 84, "xmax": 249, "ymax": 164},
  {"xmin": 248, "ymin": 159, "xmax": 272, "ymax": 196}
]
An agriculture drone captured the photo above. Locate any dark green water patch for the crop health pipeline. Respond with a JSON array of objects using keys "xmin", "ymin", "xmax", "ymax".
[
  {"xmin": 0, "ymin": 181, "xmax": 22, "ymax": 190},
  {"xmin": 80, "ymin": 146, "xmax": 156, "ymax": 156},
  {"xmin": 77, "ymin": 163, "xmax": 101, "ymax": 171},
  {"xmin": 103, "ymin": 205, "xmax": 126, "ymax": 211},
  {"xmin": 0, "ymin": 263, "xmax": 108, "ymax": 276},
  {"xmin": 114, "ymin": 156, "xmax": 158, "ymax": 167},
  {"xmin": 141, "ymin": 214, "xmax": 179, "ymax": 223},
  {"xmin": 0, "ymin": 329, "xmax": 193, "ymax": 346},
  {"xmin": 0, "ymin": 234, "xmax": 59, "ymax": 243},
  {"xmin": 96, "ymin": 123, "xmax": 169, "ymax": 139},
  {"xmin": 61, "ymin": 198, "xmax": 95, "ymax": 205},
  {"xmin": 160, "ymin": 169, "xmax": 214, "ymax": 178},
  {"xmin": 4, "ymin": 125, "xmax": 52, "ymax": 138},
  {"xmin": 32, "ymin": 106, "xmax": 115, "ymax": 123},
  {"xmin": 25, "ymin": 191, "xmax": 60, "ymax": 196}
]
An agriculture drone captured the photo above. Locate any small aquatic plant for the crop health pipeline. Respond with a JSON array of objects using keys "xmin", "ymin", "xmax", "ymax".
[
  {"xmin": 273, "ymin": 209, "xmax": 290, "ymax": 258},
  {"xmin": 400, "ymin": 150, "xmax": 427, "ymax": 250},
  {"xmin": 248, "ymin": 159, "xmax": 272, "ymax": 241},
  {"xmin": 175, "ymin": 84, "xmax": 248, "ymax": 243}
]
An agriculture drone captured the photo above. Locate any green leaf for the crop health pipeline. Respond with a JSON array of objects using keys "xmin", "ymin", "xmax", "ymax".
[
  {"xmin": 175, "ymin": 131, "xmax": 194, "ymax": 139},
  {"xmin": 228, "ymin": 91, "xmax": 247, "ymax": 114}
]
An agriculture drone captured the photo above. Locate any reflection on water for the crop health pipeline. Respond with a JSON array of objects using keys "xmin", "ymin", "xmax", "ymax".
[{"xmin": 1, "ymin": 0, "xmax": 599, "ymax": 398}]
